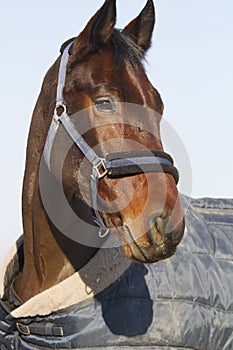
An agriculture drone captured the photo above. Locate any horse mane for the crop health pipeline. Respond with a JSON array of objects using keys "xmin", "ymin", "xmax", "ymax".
[{"xmin": 60, "ymin": 29, "xmax": 145, "ymax": 69}]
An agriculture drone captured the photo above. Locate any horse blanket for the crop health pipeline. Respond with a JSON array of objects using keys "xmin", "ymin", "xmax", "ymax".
[{"xmin": 0, "ymin": 195, "xmax": 233, "ymax": 349}]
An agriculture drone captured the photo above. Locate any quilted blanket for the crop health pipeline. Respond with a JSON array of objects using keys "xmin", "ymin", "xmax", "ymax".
[{"xmin": 0, "ymin": 195, "xmax": 233, "ymax": 349}]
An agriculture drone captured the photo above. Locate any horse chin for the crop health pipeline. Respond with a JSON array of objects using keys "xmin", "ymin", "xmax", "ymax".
[
  {"xmin": 122, "ymin": 240, "xmax": 176, "ymax": 264},
  {"xmin": 122, "ymin": 222, "xmax": 185, "ymax": 264}
]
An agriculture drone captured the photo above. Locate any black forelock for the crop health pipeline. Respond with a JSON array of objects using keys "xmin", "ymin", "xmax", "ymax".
[{"xmin": 110, "ymin": 29, "xmax": 145, "ymax": 68}]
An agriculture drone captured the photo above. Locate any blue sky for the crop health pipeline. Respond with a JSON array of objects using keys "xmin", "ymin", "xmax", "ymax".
[{"xmin": 0, "ymin": 0, "xmax": 232, "ymax": 260}]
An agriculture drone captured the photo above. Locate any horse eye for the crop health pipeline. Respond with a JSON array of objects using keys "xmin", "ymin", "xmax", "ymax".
[{"xmin": 95, "ymin": 99, "xmax": 115, "ymax": 113}]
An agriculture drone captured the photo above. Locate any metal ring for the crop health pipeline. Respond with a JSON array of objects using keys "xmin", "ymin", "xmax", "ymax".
[
  {"xmin": 99, "ymin": 228, "xmax": 110, "ymax": 238},
  {"xmin": 54, "ymin": 103, "xmax": 67, "ymax": 117}
]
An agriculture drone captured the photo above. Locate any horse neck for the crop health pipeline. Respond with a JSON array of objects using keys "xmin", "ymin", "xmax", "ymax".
[
  {"xmin": 16, "ymin": 176, "xmax": 98, "ymax": 303},
  {"xmin": 18, "ymin": 184, "xmax": 75, "ymax": 300},
  {"xmin": 14, "ymin": 61, "xmax": 98, "ymax": 303}
]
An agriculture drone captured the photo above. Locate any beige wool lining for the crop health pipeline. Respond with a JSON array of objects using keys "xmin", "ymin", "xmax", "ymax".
[{"xmin": 0, "ymin": 236, "xmax": 132, "ymax": 318}]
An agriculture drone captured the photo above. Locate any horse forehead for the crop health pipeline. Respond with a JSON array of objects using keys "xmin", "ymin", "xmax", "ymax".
[{"xmin": 70, "ymin": 50, "xmax": 147, "ymax": 91}]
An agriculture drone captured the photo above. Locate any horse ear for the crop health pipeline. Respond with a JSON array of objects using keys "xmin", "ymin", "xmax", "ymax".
[
  {"xmin": 122, "ymin": 0, "xmax": 155, "ymax": 54},
  {"xmin": 71, "ymin": 0, "xmax": 116, "ymax": 59}
]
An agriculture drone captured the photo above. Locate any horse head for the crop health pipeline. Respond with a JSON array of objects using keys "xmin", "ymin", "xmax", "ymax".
[{"xmin": 26, "ymin": 0, "xmax": 185, "ymax": 267}]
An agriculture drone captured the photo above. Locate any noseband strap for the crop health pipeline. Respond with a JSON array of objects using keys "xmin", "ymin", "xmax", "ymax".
[
  {"xmin": 105, "ymin": 151, "xmax": 179, "ymax": 184},
  {"xmin": 43, "ymin": 42, "xmax": 179, "ymax": 239}
]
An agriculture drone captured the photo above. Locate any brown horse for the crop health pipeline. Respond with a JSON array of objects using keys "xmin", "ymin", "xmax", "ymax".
[{"xmin": 13, "ymin": 0, "xmax": 185, "ymax": 303}]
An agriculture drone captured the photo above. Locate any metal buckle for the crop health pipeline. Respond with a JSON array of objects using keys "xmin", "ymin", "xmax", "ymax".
[
  {"xmin": 16, "ymin": 322, "xmax": 30, "ymax": 336},
  {"xmin": 93, "ymin": 159, "xmax": 108, "ymax": 179}
]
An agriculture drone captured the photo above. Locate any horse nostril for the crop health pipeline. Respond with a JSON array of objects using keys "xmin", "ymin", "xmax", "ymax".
[
  {"xmin": 154, "ymin": 216, "xmax": 166, "ymax": 235},
  {"xmin": 148, "ymin": 213, "xmax": 164, "ymax": 233},
  {"xmin": 147, "ymin": 213, "xmax": 168, "ymax": 243},
  {"xmin": 148, "ymin": 213, "xmax": 185, "ymax": 245}
]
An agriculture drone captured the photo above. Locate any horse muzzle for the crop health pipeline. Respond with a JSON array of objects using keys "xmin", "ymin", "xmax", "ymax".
[{"xmin": 122, "ymin": 216, "xmax": 185, "ymax": 263}]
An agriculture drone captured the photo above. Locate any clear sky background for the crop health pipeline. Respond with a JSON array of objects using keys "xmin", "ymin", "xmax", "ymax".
[{"xmin": 0, "ymin": 0, "xmax": 232, "ymax": 261}]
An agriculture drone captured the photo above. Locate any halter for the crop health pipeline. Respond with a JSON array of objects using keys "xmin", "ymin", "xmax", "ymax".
[{"xmin": 43, "ymin": 41, "xmax": 179, "ymax": 238}]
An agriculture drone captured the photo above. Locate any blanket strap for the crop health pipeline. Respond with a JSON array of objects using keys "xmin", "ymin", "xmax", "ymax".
[{"xmin": 16, "ymin": 322, "xmax": 64, "ymax": 337}]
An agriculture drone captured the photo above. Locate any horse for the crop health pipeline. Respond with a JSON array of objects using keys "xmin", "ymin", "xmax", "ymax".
[
  {"xmin": 0, "ymin": 1, "xmax": 232, "ymax": 349},
  {"xmin": 8, "ymin": 0, "xmax": 184, "ymax": 303}
]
